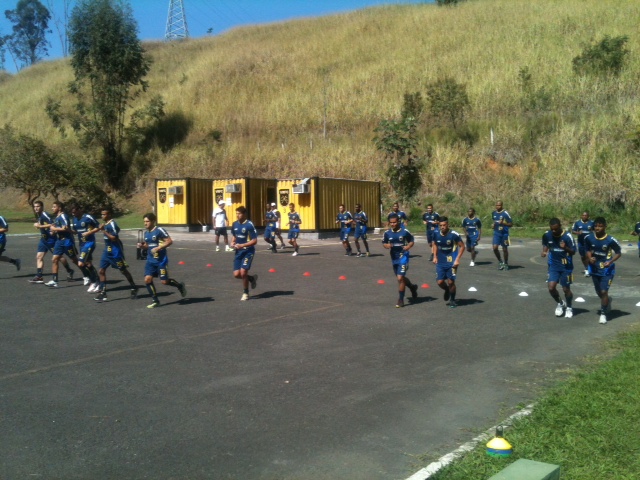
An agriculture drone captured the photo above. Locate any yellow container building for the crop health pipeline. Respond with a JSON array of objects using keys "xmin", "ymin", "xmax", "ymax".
[
  {"xmin": 155, "ymin": 178, "xmax": 213, "ymax": 230},
  {"xmin": 212, "ymin": 178, "xmax": 277, "ymax": 228}
]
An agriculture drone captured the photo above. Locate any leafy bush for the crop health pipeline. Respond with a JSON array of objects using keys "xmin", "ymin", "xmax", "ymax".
[
  {"xmin": 426, "ymin": 77, "xmax": 470, "ymax": 130},
  {"xmin": 572, "ymin": 35, "xmax": 629, "ymax": 77}
]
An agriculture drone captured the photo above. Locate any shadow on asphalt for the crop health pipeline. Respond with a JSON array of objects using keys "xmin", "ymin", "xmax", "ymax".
[{"xmin": 251, "ymin": 290, "xmax": 295, "ymax": 299}]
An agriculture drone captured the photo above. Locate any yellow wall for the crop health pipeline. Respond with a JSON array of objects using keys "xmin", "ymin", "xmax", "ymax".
[
  {"xmin": 212, "ymin": 178, "xmax": 277, "ymax": 227},
  {"xmin": 276, "ymin": 179, "xmax": 316, "ymax": 230},
  {"xmin": 156, "ymin": 178, "xmax": 213, "ymax": 227}
]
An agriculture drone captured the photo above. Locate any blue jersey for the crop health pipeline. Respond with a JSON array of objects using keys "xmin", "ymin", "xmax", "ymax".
[
  {"xmin": 353, "ymin": 211, "xmax": 368, "ymax": 233},
  {"xmin": 422, "ymin": 212, "xmax": 440, "ymax": 232},
  {"xmin": 265, "ymin": 210, "xmax": 277, "ymax": 229},
  {"xmin": 572, "ymin": 219, "xmax": 594, "ymax": 245},
  {"xmin": 36, "ymin": 211, "xmax": 56, "ymax": 241},
  {"xmin": 288, "ymin": 212, "xmax": 301, "ymax": 231},
  {"xmin": 144, "ymin": 226, "xmax": 171, "ymax": 266},
  {"xmin": 389, "ymin": 210, "xmax": 408, "ymax": 226},
  {"xmin": 103, "ymin": 219, "xmax": 124, "ymax": 253},
  {"xmin": 462, "ymin": 216, "xmax": 482, "ymax": 238},
  {"xmin": 53, "ymin": 212, "xmax": 74, "ymax": 241},
  {"xmin": 433, "ymin": 229, "xmax": 464, "ymax": 266},
  {"xmin": 73, "ymin": 214, "xmax": 99, "ymax": 244},
  {"xmin": 382, "ymin": 226, "xmax": 413, "ymax": 264},
  {"xmin": 337, "ymin": 212, "xmax": 353, "ymax": 230},
  {"xmin": 584, "ymin": 233, "xmax": 621, "ymax": 276},
  {"xmin": 633, "ymin": 222, "xmax": 640, "ymax": 237},
  {"xmin": 542, "ymin": 230, "xmax": 575, "ymax": 271},
  {"xmin": 0, "ymin": 215, "xmax": 7, "ymax": 243},
  {"xmin": 492, "ymin": 210, "xmax": 512, "ymax": 235},
  {"xmin": 232, "ymin": 219, "xmax": 257, "ymax": 252}
]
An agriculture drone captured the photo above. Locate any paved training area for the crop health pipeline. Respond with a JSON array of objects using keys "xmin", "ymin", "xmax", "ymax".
[{"xmin": 1, "ymin": 231, "xmax": 639, "ymax": 479}]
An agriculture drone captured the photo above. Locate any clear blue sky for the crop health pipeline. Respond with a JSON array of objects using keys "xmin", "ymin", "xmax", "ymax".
[{"xmin": 1, "ymin": 0, "xmax": 429, "ymax": 72}]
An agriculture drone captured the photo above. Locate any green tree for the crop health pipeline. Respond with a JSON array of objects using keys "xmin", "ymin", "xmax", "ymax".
[
  {"xmin": 46, "ymin": 0, "xmax": 158, "ymax": 190},
  {"xmin": 572, "ymin": 35, "xmax": 629, "ymax": 77},
  {"xmin": 401, "ymin": 91, "xmax": 424, "ymax": 121},
  {"xmin": 4, "ymin": 0, "xmax": 51, "ymax": 69},
  {"xmin": 426, "ymin": 77, "xmax": 470, "ymax": 129}
]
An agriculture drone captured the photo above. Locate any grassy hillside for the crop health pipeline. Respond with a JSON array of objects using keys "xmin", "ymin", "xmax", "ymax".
[{"xmin": 1, "ymin": 0, "xmax": 640, "ymax": 222}]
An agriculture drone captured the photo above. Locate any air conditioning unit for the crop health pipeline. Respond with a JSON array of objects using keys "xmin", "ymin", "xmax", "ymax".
[
  {"xmin": 292, "ymin": 184, "xmax": 310, "ymax": 194},
  {"xmin": 225, "ymin": 184, "xmax": 242, "ymax": 193},
  {"xmin": 167, "ymin": 186, "xmax": 184, "ymax": 195}
]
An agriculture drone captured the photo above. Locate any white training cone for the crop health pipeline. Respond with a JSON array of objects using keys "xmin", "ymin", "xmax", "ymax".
[
  {"xmin": 468, "ymin": 287, "xmax": 477, "ymax": 292},
  {"xmin": 519, "ymin": 292, "xmax": 529, "ymax": 297},
  {"xmin": 575, "ymin": 297, "xmax": 586, "ymax": 303}
]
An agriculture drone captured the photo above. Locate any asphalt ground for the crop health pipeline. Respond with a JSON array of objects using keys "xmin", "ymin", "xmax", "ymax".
[{"xmin": 1, "ymin": 230, "xmax": 639, "ymax": 480}]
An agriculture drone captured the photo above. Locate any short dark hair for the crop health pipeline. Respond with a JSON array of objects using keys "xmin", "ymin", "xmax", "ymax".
[
  {"xmin": 236, "ymin": 206, "xmax": 247, "ymax": 215},
  {"xmin": 34, "ymin": 200, "xmax": 43, "ymax": 207},
  {"xmin": 388, "ymin": 213, "xmax": 399, "ymax": 221},
  {"xmin": 439, "ymin": 216, "xmax": 449, "ymax": 223},
  {"xmin": 549, "ymin": 217, "xmax": 561, "ymax": 226},
  {"xmin": 101, "ymin": 207, "xmax": 113, "ymax": 214},
  {"xmin": 53, "ymin": 200, "xmax": 64, "ymax": 209},
  {"xmin": 144, "ymin": 212, "xmax": 157, "ymax": 222},
  {"xmin": 593, "ymin": 216, "xmax": 607, "ymax": 226}
]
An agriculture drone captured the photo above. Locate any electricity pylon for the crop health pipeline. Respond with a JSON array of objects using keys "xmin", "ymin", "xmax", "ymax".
[{"xmin": 165, "ymin": 0, "xmax": 189, "ymax": 41}]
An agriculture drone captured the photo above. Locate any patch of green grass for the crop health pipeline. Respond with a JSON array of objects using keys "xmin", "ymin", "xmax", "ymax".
[{"xmin": 428, "ymin": 328, "xmax": 640, "ymax": 479}]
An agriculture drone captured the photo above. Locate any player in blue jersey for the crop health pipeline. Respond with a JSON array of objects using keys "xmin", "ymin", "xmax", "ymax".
[
  {"xmin": 336, "ymin": 204, "xmax": 354, "ymax": 256},
  {"xmin": 231, "ymin": 206, "xmax": 259, "ymax": 300},
  {"xmin": 422, "ymin": 204, "xmax": 440, "ymax": 261},
  {"xmin": 263, "ymin": 203, "xmax": 278, "ymax": 253},
  {"xmin": 630, "ymin": 221, "xmax": 640, "ymax": 258},
  {"xmin": 584, "ymin": 217, "xmax": 621, "ymax": 325},
  {"xmin": 136, "ymin": 213, "xmax": 187, "ymax": 308},
  {"xmin": 353, "ymin": 203, "xmax": 370, "ymax": 257},
  {"xmin": 272, "ymin": 203, "xmax": 287, "ymax": 250},
  {"xmin": 571, "ymin": 211, "xmax": 595, "ymax": 277},
  {"xmin": 46, "ymin": 201, "xmax": 83, "ymax": 287},
  {"xmin": 432, "ymin": 217, "xmax": 465, "ymax": 308},
  {"xmin": 541, "ymin": 218, "xmax": 576, "ymax": 318},
  {"xmin": 462, "ymin": 208, "xmax": 482, "ymax": 267},
  {"xmin": 287, "ymin": 203, "xmax": 301, "ymax": 256},
  {"xmin": 70, "ymin": 204, "xmax": 101, "ymax": 291},
  {"xmin": 0, "ymin": 214, "xmax": 21, "ymax": 271},
  {"xmin": 94, "ymin": 207, "xmax": 138, "ymax": 302},
  {"xmin": 491, "ymin": 200, "xmax": 513, "ymax": 270},
  {"xmin": 382, "ymin": 213, "xmax": 418, "ymax": 308},
  {"xmin": 388, "ymin": 202, "xmax": 408, "ymax": 227},
  {"xmin": 29, "ymin": 200, "xmax": 73, "ymax": 283}
]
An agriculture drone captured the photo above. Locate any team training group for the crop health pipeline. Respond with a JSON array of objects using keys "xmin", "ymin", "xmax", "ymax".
[{"xmin": 1, "ymin": 199, "xmax": 639, "ymax": 322}]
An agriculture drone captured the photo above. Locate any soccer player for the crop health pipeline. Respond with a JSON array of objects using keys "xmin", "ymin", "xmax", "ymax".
[
  {"xmin": 30, "ymin": 200, "xmax": 73, "ymax": 283},
  {"xmin": 572, "ymin": 211, "xmax": 595, "ymax": 276},
  {"xmin": 462, "ymin": 208, "xmax": 482, "ymax": 266},
  {"xmin": 46, "ymin": 201, "xmax": 81, "ymax": 287},
  {"xmin": 231, "ymin": 206, "xmax": 259, "ymax": 301},
  {"xmin": 287, "ymin": 203, "xmax": 301, "ymax": 256},
  {"xmin": 630, "ymin": 220, "xmax": 640, "ymax": 258},
  {"xmin": 0, "ymin": 214, "xmax": 21, "ymax": 271},
  {"xmin": 491, "ymin": 200, "xmax": 513, "ymax": 270},
  {"xmin": 263, "ymin": 203, "xmax": 278, "ymax": 253},
  {"xmin": 432, "ymin": 216, "xmax": 465, "ymax": 308},
  {"xmin": 272, "ymin": 203, "xmax": 287, "ymax": 249},
  {"xmin": 383, "ymin": 213, "xmax": 418, "ymax": 308},
  {"xmin": 353, "ymin": 203, "xmax": 370, "ymax": 257},
  {"xmin": 422, "ymin": 203, "xmax": 440, "ymax": 261},
  {"xmin": 137, "ymin": 213, "xmax": 187, "ymax": 308},
  {"xmin": 388, "ymin": 202, "xmax": 408, "ymax": 227},
  {"xmin": 336, "ymin": 204, "xmax": 354, "ymax": 256},
  {"xmin": 584, "ymin": 217, "xmax": 622, "ymax": 325},
  {"xmin": 70, "ymin": 204, "xmax": 100, "ymax": 291},
  {"xmin": 541, "ymin": 218, "xmax": 576, "ymax": 318},
  {"xmin": 212, "ymin": 200, "xmax": 232, "ymax": 252},
  {"xmin": 94, "ymin": 207, "xmax": 138, "ymax": 302}
]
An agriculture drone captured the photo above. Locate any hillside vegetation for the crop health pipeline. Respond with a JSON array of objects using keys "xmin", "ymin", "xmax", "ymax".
[{"xmin": 1, "ymin": 0, "xmax": 640, "ymax": 221}]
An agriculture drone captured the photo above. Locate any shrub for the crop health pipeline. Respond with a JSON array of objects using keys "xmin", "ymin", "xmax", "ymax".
[{"xmin": 572, "ymin": 35, "xmax": 629, "ymax": 77}]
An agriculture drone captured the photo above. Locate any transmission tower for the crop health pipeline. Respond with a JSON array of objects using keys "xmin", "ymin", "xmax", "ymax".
[{"xmin": 165, "ymin": 0, "xmax": 189, "ymax": 41}]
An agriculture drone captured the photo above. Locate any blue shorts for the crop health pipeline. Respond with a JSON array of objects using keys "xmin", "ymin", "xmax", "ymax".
[
  {"xmin": 547, "ymin": 268, "xmax": 573, "ymax": 288},
  {"xmin": 436, "ymin": 264, "xmax": 457, "ymax": 281},
  {"xmin": 591, "ymin": 274, "xmax": 614, "ymax": 293},
  {"xmin": 288, "ymin": 230, "xmax": 299, "ymax": 240},
  {"xmin": 340, "ymin": 229, "xmax": 352, "ymax": 242},
  {"xmin": 53, "ymin": 238, "xmax": 78, "ymax": 259},
  {"xmin": 392, "ymin": 262, "xmax": 409, "ymax": 277},
  {"xmin": 145, "ymin": 259, "xmax": 169, "ymax": 281},
  {"xmin": 426, "ymin": 228, "xmax": 438, "ymax": 244},
  {"xmin": 354, "ymin": 227, "xmax": 367, "ymax": 240},
  {"xmin": 466, "ymin": 235, "xmax": 479, "ymax": 250},
  {"xmin": 263, "ymin": 227, "xmax": 275, "ymax": 241},
  {"xmin": 100, "ymin": 248, "xmax": 128, "ymax": 271},
  {"xmin": 37, "ymin": 236, "xmax": 56, "ymax": 254},
  {"xmin": 234, "ymin": 249, "xmax": 254, "ymax": 271},
  {"xmin": 492, "ymin": 232, "xmax": 510, "ymax": 247},
  {"xmin": 577, "ymin": 241, "xmax": 587, "ymax": 257},
  {"xmin": 78, "ymin": 241, "xmax": 95, "ymax": 264}
]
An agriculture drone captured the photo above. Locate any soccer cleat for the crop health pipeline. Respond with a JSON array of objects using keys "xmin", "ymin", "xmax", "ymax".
[
  {"xmin": 555, "ymin": 302, "xmax": 565, "ymax": 317},
  {"xmin": 565, "ymin": 307, "xmax": 573, "ymax": 319},
  {"xmin": 280, "ymin": 244, "xmax": 286, "ymax": 250},
  {"xmin": 15, "ymin": 258, "xmax": 21, "ymax": 271},
  {"xmin": 584, "ymin": 269, "xmax": 590, "ymax": 277},
  {"xmin": 503, "ymin": 264, "xmax": 509, "ymax": 271},
  {"xmin": 241, "ymin": 293, "xmax": 250, "ymax": 301},
  {"xmin": 178, "ymin": 282, "xmax": 187, "ymax": 298},
  {"xmin": 45, "ymin": 280, "xmax": 58, "ymax": 288},
  {"xmin": 498, "ymin": 262, "xmax": 504, "ymax": 270},
  {"xmin": 83, "ymin": 277, "xmax": 91, "ymax": 286},
  {"xmin": 356, "ymin": 252, "xmax": 362, "ymax": 257},
  {"xmin": 87, "ymin": 283, "xmax": 99, "ymax": 293},
  {"xmin": 345, "ymin": 251, "xmax": 351, "ymax": 256},
  {"xmin": 409, "ymin": 284, "xmax": 418, "ymax": 300},
  {"xmin": 130, "ymin": 288, "xmax": 139, "ymax": 300},
  {"xmin": 67, "ymin": 270, "xmax": 75, "ymax": 281},
  {"xmin": 29, "ymin": 276, "xmax": 44, "ymax": 284},
  {"xmin": 147, "ymin": 300, "xmax": 160, "ymax": 309},
  {"xmin": 444, "ymin": 288, "xmax": 450, "ymax": 302},
  {"xmin": 599, "ymin": 314, "xmax": 607, "ymax": 325},
  {"xmin": 366, "ymin": 252, "xmax": 370, "ymax": 257},
  {"xmin": 216, "ymin": 246, "xmax": 220, "ymax": 252},
  {"xmin": 271, "ymin": 246, "xmax": 277, "ymax": 253},
  {"xmin": 250, "ymin": 274, "xmax": 258, "ymax": 290},
  {"xmin": 225, "ymin": 246, "xmax": 234, "ymax": 252},
  {"xmin": 94, "ymin": 292, "xmax": 107, "ymax": 302},
  {"xmin": 469, "ymin": 261, "xmax": 475, "ymax": 267},
  {"xmin": 395, "ymin": 299, "xmax": 404, "ymax": 308},
  {"xmin": 449, "ymin": 300, "xmax": 458, "ymax": 308},
  {"xmin": 292, "ymin": 251, "xmax": 298, "ymax": 256}
]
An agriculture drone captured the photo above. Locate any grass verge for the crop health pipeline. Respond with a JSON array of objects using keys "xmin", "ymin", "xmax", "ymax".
[{"xmin": 428, "ymin": 327, "xmax": 640, "ymax": 479}]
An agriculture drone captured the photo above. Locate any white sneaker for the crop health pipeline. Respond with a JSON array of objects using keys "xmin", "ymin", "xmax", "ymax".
[
  {"xmin": 216, "ymin": 246, "xmax": 220, "ymax": 252},
  {"xmin": 241, "ymin": 293, "xmax": 249, "ymax": 301},
  {"xmin": 469, "ymin": 261, "xmax": 475, "ymax": 267},
  {"xmin": 584, "ymin": 270, "xmax": 590, "ymax": 277},
  {"xmin": 564, "ymin": 307, "xmax": 573, "ymax": 318},
  {"xmin": 555, "ymin": 302, "xmax": 565, "ymax": 317},
  {"xmin": 225, "ymin": 246, "xmax": 234, "ymax": 252},
  {"xmin": 45, "ymin": 280, "xmax": 58, "ymax": 287},
  {"xmin": 599, "ymin": 314, "xmax": 607, "ymax": 324},
  {"xmin": 83, "ymin": 277, "xmax": 90, "ymax": 286},
  {"xmin": 292, "ymin": 252, "xmax": 298, "ymax": 256},
  {"xmin": 88, "ymin": 283, "xmax": 99, "ymax": 293}
]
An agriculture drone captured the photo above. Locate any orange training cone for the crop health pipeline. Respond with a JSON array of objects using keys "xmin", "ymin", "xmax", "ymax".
[
  {"xmin": 338, "ymin": 275, "xmax": 347, "ymax": 280},
  {"xmin": 269, "ymin": 268, "xmax": 276, "ymax": 273},
  {"xmin": 422, "ymin": 283, "xmax": 430, "ymax": 288},
  {"xmin": 303, "ymin": 272, "xmax": 311, "ymax": 276},
  {"xmin": 377, "ymin": 279, "xmax": 385, "ymax": 284}
]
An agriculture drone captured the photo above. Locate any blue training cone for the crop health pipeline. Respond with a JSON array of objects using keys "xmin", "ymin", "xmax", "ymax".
[{"xmin": 486, "ymin": 426, "xmax": 513, "ymax": 457}]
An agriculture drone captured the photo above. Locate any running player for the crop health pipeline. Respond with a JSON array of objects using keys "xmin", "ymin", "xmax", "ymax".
[
  {"xmin": 212, "ymin": 200, "xmax": 232, "ymax": 252},
  {"xmin": 491, "ymin": 200, "xmax": 513, "ymax": 270},
  {"xmin": 432, "ymin": 216, "xmax": 465, "ymax": 308},
  {"xmin": 462, "ymin": 208, "xmax": 482, "ymax": 266},
  {"xmin": 29, "ymin": 200, "xmax": 73, "ymax": 283},
  {"xmin": 422, "ymin": 204, "xmax": 440, "ymax": 261},
  {"xmin": 336, "ymin": 204, "xmax": 353, "ymax": 256},
  {"xmin": 571, "ymin": 211, "xmax": 595, "ymax": 276},
  {"xmin": 287, "ymin": 203, "xmax": 301, "ymax": 256},
  {"xmin": 541, "ymin": 218, "xmax": 576, "ymax": 318},
  {"xmin": 263, "ymin": 203, "xmax": 278, "ymax": 253},
  {"xmin": 94, "ymin": 207, "xmax": 138, "ymax": 302},
  {"xmin": 630, "ymin": 220, "xmax": 640, "ymax": 258},
  {"xmin": 383, "ymin": 213, "xmax": 418, "ymax": 308},
  {"xmin": 137, "ymin": 213, "xmax": 187, "ymax": 308},
  {"xmin": 353, "ymin": 203, "xmax": 370, "ymax": 257},
  {"xmin": 272, "ymin": 203, "xmax": 287, "ymax": 249},
  {"xmin": 584, "ymin": 217, "xmax": 621, "ymax": 325},
  {"xmin": 0, "ymin": 214, "xmax": 21, "ymax": 271},
  {"xmin": 231, "ymin": 206, "xmax": 259, "ymax": 301},
  {"xmin": 388, "ymin": 202, "xmax": 408, "ymax": 227},
  {"xmin": 70, "ymin": 204, "xmax": 100, "ymax": 291},
  {"xmin": 46, "ymin": 201, "xmax": 81, "ymax": 287}
]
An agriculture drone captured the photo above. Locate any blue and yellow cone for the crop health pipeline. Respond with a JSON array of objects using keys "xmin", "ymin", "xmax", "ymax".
[{"xmin": 486, "ymin": 426, "xmax": 513, "ymax": 457}]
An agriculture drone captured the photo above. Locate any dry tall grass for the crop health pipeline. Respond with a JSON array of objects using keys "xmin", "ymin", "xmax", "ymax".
[{"xmin": 1, "ymin": 0, "xmax": 639, "ymax": 215}]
